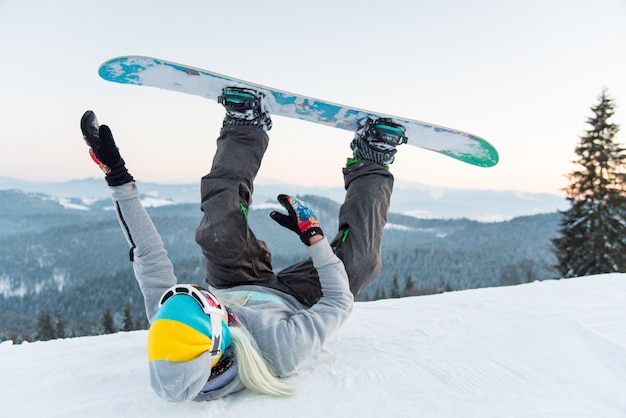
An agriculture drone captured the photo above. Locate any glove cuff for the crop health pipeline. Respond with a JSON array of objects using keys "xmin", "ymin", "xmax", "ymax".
[
  {"xmin": 105, "ymin": 159, "xmax": 134, "ymax": 186},
  {"xmin": 301, "ymin": 227, "xmax": 324, "ymax": 246}
]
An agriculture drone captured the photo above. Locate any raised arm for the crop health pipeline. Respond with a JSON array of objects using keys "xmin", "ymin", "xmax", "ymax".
[
  {"xmin": 267, "ymin": 195, "xmax": 354, "ymax": 375},
  {"xmin": 80, "ymin": 111, "xmax": 176, "ymax": 320}
]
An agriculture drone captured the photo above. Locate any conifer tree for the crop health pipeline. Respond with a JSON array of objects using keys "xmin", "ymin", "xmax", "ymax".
[
  {"xmin": 553, "ymin": 90, "xmax": 626, "ymax": 277},
  {"xmin": 37, "ymin": 310, "xmax": 55, "ymax": 341},
  {"xmin": 55, "ymin": 310, "xmax": 66, "ymax": 339},
  {"xmin": 403, "ymin": 275, "xmax": 419, "ymax": 297},
  {"xmin": 390, "ymin": 276, "xmax": 401, "ymax": 298},
  {"xmin": 122, "ymin": 304, "xmax": 133, "ymax": 332},
  {"xmin": 102, "ymin": 308, "xmax": 117, "ymax": 334}
]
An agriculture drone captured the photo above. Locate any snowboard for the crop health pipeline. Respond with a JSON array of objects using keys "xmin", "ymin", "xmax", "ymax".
[{"xmin": 98, "ymin": 56, "xmax": 498, "ymax": 167}]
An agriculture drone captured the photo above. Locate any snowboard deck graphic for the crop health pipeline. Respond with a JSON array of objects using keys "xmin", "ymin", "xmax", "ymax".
[{"xmin": 98, "ymin": 56, "xmax": 498, "ymax": 167}]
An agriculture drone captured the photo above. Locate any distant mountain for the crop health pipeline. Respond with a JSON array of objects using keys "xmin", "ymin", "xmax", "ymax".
[
  {"xmin": 390, "ymin": 180, "xmax": 568, "ymax": 222},
  {"xmin": 0, "ymin": 176, "xmax": 568, "ymax": 221}
]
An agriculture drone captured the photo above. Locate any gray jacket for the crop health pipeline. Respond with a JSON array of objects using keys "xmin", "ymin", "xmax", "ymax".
[{"xmin": 111, "ymin": 182, "xmax": 354, "ymax": 400}]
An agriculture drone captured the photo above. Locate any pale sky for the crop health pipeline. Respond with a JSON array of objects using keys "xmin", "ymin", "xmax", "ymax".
[{"xmin": 1, "ymin": 0, "xmax": 625, "ymax": 195}]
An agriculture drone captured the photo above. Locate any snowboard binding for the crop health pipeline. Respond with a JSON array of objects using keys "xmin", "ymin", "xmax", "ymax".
[
  {"xmin": 218, "ymin": 87, "xmax": 272, "ymax": 131},
  {"xmin": 351, "ymin": 118, "xmax": 408, "ymax": 166}
]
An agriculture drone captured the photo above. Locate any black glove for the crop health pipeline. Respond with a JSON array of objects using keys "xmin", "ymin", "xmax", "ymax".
[
  {"xmin": 270, "ymin": 194, "xmax": 324, "ymax": 245},
  {"xmin": 80, "ymin": 110, "xmax": 134, "ymax": 186}
]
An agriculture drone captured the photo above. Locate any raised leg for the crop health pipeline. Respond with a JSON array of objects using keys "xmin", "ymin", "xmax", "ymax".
[
  {"xmin": 276, "ymin": 160, "xmax": 393, "ymax": 304},
  {"xmin": 195, "ymin": 125, "xmax": 275, "ymax": 287}
]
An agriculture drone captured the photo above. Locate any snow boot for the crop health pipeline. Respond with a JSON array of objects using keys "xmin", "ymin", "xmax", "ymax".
[
  {"xmin": 350, "ymin": 117, "xmax": 407, "ymax": 166},
  {"xmin": 218, "ymin": 87, "xmax": 272, "ymax": 131}
]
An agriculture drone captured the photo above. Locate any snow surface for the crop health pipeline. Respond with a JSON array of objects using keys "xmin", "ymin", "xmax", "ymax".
[{"xmin": 1, "ymin": 274, "xmax": 625, "ymax": 417}]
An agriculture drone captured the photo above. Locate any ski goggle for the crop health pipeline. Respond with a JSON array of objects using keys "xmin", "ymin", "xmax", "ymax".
[{"xmin": 158, "ymin": 284, "xmax": 224, "ymax": 359}]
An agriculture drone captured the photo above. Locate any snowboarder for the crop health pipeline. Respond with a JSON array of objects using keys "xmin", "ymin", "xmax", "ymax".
[{"xmin": 79, "ymin": 86, "xmax": 405, "ymax": 402}]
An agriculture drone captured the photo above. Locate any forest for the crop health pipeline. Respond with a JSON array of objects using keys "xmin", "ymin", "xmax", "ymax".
[{"xmin": 0, "ymin": 190, "xmax": 560, "ymax": 342}]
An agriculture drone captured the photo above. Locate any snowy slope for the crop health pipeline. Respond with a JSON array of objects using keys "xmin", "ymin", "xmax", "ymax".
[{"xmin": 1, "ymin": 274, "xmax": 625, "ymax": 418}]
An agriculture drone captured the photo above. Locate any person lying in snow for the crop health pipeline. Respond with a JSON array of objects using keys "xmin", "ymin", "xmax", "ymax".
[{"xmin": 79, "ymin": 86, "xmax": 406, "ymax": 402}]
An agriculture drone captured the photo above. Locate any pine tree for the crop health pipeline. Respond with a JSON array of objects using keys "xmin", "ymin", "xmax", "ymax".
[
  {"xmin": 390, "ymin": 276, "xmax": 401, "ymax": 298},
  {"xmin": 553, "ymin": 90, "xmax": 626, "ymax": 277},
  {"xmin": 122, "ymin": 304, "xmax": 133, "ymax": 332},
  {"xmin": 37, "ymin": 310, "xmax": 55, "ymax": 341},
  {"xmin": 55, "ymin": 310, "xmax": 66, "ymax": 339},
  {"xmin": 403, "ymin": 275, "xmax": 419, "ymax": 297},
  {"xmin": 102, "ymin": 308, "xmax": 117, "ymax": 334}
]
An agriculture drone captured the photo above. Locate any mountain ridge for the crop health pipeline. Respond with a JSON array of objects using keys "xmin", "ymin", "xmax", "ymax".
[{"xmin": 0, "ymin": 176, "xmax": 568, "ymax": 221}]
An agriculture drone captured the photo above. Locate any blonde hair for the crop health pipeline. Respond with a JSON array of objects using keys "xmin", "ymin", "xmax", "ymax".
[
  {"xmin": 214, "ymin": 290, "xmax": 296, "ymax": 398},
  {"xmin": 229, "ymin": 327, "xmax": 295, "ymax": 397}
]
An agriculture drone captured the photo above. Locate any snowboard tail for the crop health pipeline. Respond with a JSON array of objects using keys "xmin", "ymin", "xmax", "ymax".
[{"xmin": 98, "ymin": 56, "xmax": 498, "ymax": 167}]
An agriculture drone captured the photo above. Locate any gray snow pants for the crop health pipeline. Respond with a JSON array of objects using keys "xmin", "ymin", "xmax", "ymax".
[{"xmin": 195, "ymin": 125, "xmax": 393, "ymax": 306}]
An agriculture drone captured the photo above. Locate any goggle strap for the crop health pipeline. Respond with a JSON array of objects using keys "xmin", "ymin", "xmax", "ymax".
[{"xmin": 208, "ymin": 306, "xmax": 224, "ymax": 358}]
